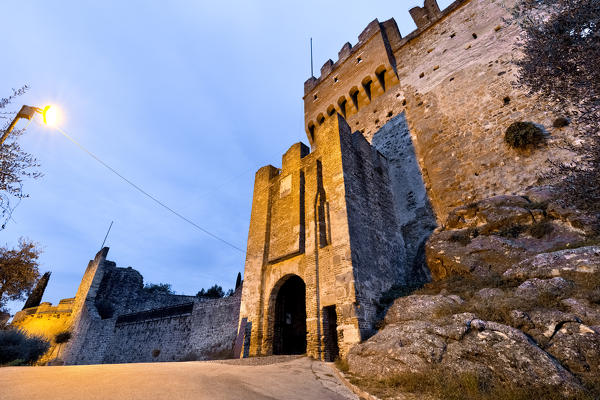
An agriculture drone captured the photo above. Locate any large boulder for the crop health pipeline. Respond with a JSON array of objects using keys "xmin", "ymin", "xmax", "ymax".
[
  {"xmin": 514, "ymin": 277, "xmax": 575, "ymax": 300},
  {"xmin": 545, "ymin": 322, "xmax": 600, "ymax": 378},
  {"xmin": 507, "ymin": 307, "xmax": 600, "ymax": 383},
  {"xmin": 562, "ymin": 298, "xmax": 600, "ymax": 327},
  {"xmin": 504, "ymin": 246, "xmax": 600, "ymax": 280},
  {"xmin": 347, "ymin": 295, "xmax": 585, "ymax": 395},
  {"xmin": 383, "ymin": 294, "xmax": 464, "ymax": 324}
]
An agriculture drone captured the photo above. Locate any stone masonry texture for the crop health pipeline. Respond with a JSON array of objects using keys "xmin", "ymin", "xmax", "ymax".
[{"xmin": 13, "ymin": 248, "xmax": 241, "ymax": 365}]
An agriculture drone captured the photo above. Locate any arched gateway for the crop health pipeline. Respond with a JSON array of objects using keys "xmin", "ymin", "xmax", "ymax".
[{"xmin": 272, "ymin": 275, "xmax": 307, "ymax": 355}]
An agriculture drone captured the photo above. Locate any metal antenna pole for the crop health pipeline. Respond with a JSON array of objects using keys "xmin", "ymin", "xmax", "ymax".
[
  {"xmin": 100, "ymin": 221, "xmax": 113, "ymax": 250},
  {"xmin": 310, "ymin": 38, "xmax": 314, "ymax": 77}
]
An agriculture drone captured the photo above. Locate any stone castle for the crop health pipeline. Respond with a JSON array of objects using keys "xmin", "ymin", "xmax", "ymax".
[{"xmin": 12, "ymin": 0, "xmax": 577, "ymax": 364}]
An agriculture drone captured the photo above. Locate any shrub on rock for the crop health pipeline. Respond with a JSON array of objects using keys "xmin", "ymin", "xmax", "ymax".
[{"xmin": 504, "ymin": 121, "xmax": 545, "ymax": 149}]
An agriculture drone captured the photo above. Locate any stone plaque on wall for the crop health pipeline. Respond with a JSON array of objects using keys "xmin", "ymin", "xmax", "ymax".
[{"xmin": 268, "ymin": 172, "xmax": 305, "ymax": 262}]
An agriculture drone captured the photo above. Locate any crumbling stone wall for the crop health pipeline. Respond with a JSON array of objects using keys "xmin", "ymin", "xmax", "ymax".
[{"xmin": 14, "ymin": 248, "xmax": 241, "ymax": 365}]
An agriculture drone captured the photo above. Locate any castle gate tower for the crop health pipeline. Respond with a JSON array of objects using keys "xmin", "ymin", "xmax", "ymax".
[{"xmin": 238, "ymin": 114, "xmax": 408, "ymax": 360}]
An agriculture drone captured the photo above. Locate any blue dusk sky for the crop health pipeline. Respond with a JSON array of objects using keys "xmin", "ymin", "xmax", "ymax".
[{"xmin": 1, "ymin": 0, "xmax": 453, "ymax": 315}]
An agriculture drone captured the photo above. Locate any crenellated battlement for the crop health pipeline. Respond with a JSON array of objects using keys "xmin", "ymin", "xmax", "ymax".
[
  {"xmin": 303, "ymin": 0, "xmax": 470, "ymax": 145},
  {"xmin": 303, "ymin": 18, "xmax": 402, "ymax": 96}
]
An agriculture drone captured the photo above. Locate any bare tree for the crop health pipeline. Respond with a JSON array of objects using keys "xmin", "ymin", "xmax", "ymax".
[
  {"xmin": 0, "ymin": 86, "xmax": 42, "ymax": 230},
  {"xmin": 512, "ymin": 0, "xmax": 600, "ymax": 229}
]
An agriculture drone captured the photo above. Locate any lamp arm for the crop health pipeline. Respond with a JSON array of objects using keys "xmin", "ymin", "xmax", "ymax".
[{"xmin": 0, "ymin": 105, "xmax": 41, "ymax": 146}]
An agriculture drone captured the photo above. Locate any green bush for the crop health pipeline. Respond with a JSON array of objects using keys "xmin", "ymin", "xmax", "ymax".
[
  {"xmin": 54, "ymin": 331, "xmax": 71, "ymax": 344},
  {"xmin": 504, "ymin": 121, "xmax": 545, "ymax": 149},
  {"xmin": 553, "ymin": 117, "xmax": 570, "ymax": 128},
  {"xmin": 0, "ymin": 329, "xmax": 49, "ymax": 365},
  {"xmin": 196, "ymin": 284, "xmax": 225, "ymax": 299},
  {"xmin": 143, "ymin": 283, "xmax": 174, "ymax": 295}
]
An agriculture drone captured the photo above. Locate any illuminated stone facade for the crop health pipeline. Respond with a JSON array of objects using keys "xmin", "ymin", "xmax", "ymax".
[{"xmin": 238, "ymin": 0, "xmax": 578, "ymax": 359}]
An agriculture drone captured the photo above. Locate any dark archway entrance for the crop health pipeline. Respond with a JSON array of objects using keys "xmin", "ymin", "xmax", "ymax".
[{"xmin": 273, "ymin": 275, "xmax": 307, "ymax": 355}]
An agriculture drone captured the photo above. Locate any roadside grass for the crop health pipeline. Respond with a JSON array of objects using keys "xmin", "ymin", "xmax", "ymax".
[{"xmin": 347, "ymin": 368, "xmax": 597, "ymax": 400}]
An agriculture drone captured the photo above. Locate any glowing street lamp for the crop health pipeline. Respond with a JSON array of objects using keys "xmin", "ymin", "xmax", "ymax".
[{"xmin": 0, "ymin": 105, "xmax": 57, "ymax": 145}]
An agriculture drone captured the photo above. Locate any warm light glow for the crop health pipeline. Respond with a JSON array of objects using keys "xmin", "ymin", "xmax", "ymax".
[{"xmin": 42, "ymin": 105, "xmax": 60, "ymax": 126}]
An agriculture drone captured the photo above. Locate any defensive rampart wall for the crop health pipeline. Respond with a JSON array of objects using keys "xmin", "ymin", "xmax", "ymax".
[
  {"xmin": 13, "ymin": 248, "xmax": 241, "ymax": 365},
  {"xmin": 304, "ymin": 0, "xmax": 577, "ymax": 221}
]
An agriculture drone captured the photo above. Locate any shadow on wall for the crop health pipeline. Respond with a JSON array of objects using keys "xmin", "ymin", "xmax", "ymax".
[{"xmin": 371, "ymin": 112, "xmax": 437, "ymax": 280}]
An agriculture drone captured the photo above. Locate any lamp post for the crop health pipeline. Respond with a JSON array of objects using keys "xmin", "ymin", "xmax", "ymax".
[{"xmin": 0, "ymin": 105, "xmax": 53, "ymax": 145}]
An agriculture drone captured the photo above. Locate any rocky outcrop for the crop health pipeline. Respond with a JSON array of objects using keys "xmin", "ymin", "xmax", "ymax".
[
  {"xmin": 347, "ymin": 192, "xmax": 600, "ymax": 398},
  {"xmin": 504, "ymin": 246, "xmax": 600, "ymax": 280},
  {"xmin": 426, "ymin": 193, "xmax": 590, "ymax": 280},
  {"xmin": 348, "ymin": 295, "xmax": 589, "ymax": 394}
]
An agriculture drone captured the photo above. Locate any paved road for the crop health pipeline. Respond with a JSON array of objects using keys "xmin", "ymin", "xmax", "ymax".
[{"xmin": 0, "ymin": 356, "xmax": 359, "ymax": 400}]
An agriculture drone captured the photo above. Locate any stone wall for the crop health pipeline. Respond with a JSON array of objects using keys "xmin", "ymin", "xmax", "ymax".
[
  {"xmin": 239, "ymin": 117, "xmax": 363, "ymax": 360},
  {"xmin": 371, "ymin": 112, "xmax": 437, "ymax": 275},
  {"xmin": 303, "ymin": 0, "xmax": 578, "ymax": 222},
  {"xmin": 11, "ymin": 299, "xmax": 74, "ymax": 364},
  {"xmin": 239, "ymin": 0, "xmax": 581, "ymax": 361},
  {"xmin": 103, "ymin": 291, "xmax": 241, "ymax": 363},
  {"xmin": 13, "ymin": 248, "xmax": 241, "ymax": 365},
  {"xmin": 341, "ymin": 126, "xmax": 408, "ymax": 335}
]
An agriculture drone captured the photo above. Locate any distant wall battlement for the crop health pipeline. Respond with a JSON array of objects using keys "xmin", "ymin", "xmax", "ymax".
[
  {"xmin": 303, "ymin": 0, "xmax": 469, "ymax": 146},
  {"xmin": 15, "ymin": 299, "xmax": 74, "ymax": 318}
]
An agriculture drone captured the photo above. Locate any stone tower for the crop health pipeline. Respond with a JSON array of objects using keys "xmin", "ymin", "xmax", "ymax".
[{"xmin": 238, "ymin": 112, "xmax": 415, "ymax": 359}]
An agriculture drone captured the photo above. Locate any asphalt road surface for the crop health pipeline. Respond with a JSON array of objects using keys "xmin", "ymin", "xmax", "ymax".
[{"xmin": 0, "ymin": 356, "xmax": 359, "ymax": 400}]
